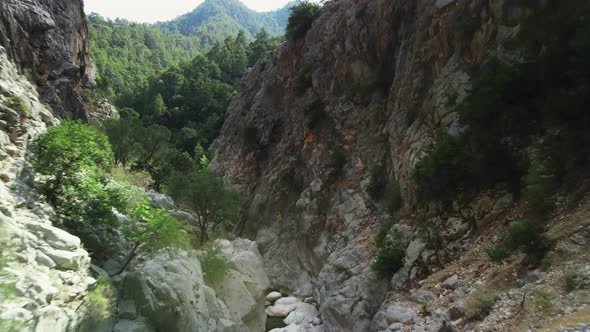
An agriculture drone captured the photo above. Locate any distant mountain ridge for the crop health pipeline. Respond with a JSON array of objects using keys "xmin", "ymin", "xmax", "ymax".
[{"xmin": 157, "ymin": 0, "xmax": 294, "ymax": 48}]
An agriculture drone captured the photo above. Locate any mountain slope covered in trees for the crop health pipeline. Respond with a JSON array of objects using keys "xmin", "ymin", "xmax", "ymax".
[
  {"xmin": 157, "ymin": 0, "xmax": 292, "ymax": 46},
  {"xmin": 89, "ymin": 14, "xmax": 202, "ymax": 104}
]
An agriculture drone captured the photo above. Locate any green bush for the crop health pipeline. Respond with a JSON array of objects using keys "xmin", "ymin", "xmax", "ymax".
[
  {"xmin": 294, "ymin": 64, "xmax": 314, "ymax": 96},
  {"xmin": 33, "ymin": 121, "xmax": 122, "ymax": 227},
  {"xmin": 110, "ymin": 165, "xmax": 153, "ymax": 190},
  {"xmin": 328, "ymin": 147, "xmax": 346, "ymax": 178},
  {"xmin": 465, "ymin": 291, "xmax": 497, "ymax": 321},
  {"xmin": 5, "ymin": 96, "xmax": 31, "ymax": 117},
  {"xmin": 411, "ymin": 134, "xmax": 470, "ymax": 204},
  {"xmin": 167, "ymin": 170, "xmax": 240, "ymax": 245},
  {"xmin": 487, "ymin": 220, "xmax": 553, "ymax": 262},
  {"xmin": 305, "ymin": 98, "xmax": 327, "ymax": 129},
  {"xmin": 85, "ymin": 276, "xmax": 114, "ymax": 324},
  {"xmin": 523, "ymin": 159, "xmax": 554, "ymax": 215},
  {"xmin": 372, "ymin": 226, "xmax": 406, "ymax": 278},
  {"xmin": 198, "ymin": 244, "xmax": 232, "ymax": 285},
  {"xmin": 286, "ymin": 1, "xmax": 321, "ymax": 40}
]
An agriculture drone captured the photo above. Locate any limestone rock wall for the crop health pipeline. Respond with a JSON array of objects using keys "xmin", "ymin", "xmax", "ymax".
[
  {"xmin": 0, "ymin": 0, "xmax": 95, "ymax": 118},
  {"xmin": 0, "ymin": 45, "xmax": 96, "ymax": 332},
  {"xmin": 211, "ymin": 0, "xmax": 543, "ymax": 330}
]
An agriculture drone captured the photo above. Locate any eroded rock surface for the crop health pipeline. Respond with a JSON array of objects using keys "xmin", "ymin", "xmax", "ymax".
[
  {"xmin": 211, "ymin": 0, "xmax": 546, "ymax": 330},
  {"xmin": 0, "ymin": 0, "xmax": 95, "ymax": 118},
  {"xmin": 118, "ymin": 238, "xmax": 270, "ymax": 332}
]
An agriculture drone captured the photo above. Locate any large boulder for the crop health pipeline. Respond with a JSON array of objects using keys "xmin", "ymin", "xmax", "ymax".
[{"xmin": 121, "ymin": 239, "xmax": 270, "ymax": 332}]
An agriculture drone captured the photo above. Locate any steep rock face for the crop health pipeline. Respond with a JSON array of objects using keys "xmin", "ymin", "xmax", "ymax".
[
  {"xmin": 0, "ymin": 45, "xmax": 95, "ymax": 332},
  {"xmin": 0, "ymin": 0, "xmax": 95, "ymax": 118},
  {"xmin": 211, "ymin": 0, "xmax": 540, "ymax": 330}
]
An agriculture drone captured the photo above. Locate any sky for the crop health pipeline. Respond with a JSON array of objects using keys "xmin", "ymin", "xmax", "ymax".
[{"xmin": 84, "ymin": 0, "xmax": 294, "ymax": 23}]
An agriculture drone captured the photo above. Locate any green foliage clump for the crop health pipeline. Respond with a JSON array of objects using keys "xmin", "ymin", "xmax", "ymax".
[
  {"xmin": 464, "ymin": 291, "xmax": 497, "ymax": 321},
  {"xmin": 487, "ymin": 220, "xmax": 553, "ymax": 262},
  {"xmin": 523, "ymin": 160, "xmax": 555, "ymax": 215},
  {"xmin": 328, "ymin": 147, "xmax": 346, "ymax": 178},
  {"xmin": 412, "ymin": 134, "xmax": 470, "ymax": 204},
  {"xmin": 305, "ymin": 98, "xmax": 327, "ymax": 129},
  {"xmin": 294, "ymin": 64, "xmax": 314, "ymax": 96},
  {"xmin": 125, "ymin": 203, "xmax": 191, "ymax": 254},
  {"xmin": 198, "ymin": 243, "xmax": 232, "ymax": 285},
  {"xmin": 85, "ymin": 276, "xmax": 115, "ymax": 324},
  {"xmin": 4, "ymin": 96, "xmax": 30, "ymax": 117},
  {"xmin": 247, "ymin": 28, "xmax": 283, "ymax": 67},
  {"xmin": 156, "ymin": 0, "xmax": 290, "ymax": 44},
  {"xmin": 372, "ymin": 225, "xmax": 406, "ymax": 278},
  {"xmin": 112, "ymin": 202, "xmax": 191, "ymax": 276},
  {"xmin": 88, "ymin": 14, "xmax": 203, "ymax": 101},
  {"xmin": 110, "ymin": 166, "xmax": 153, "ymax": 190},
  {"xmin": 286, "ymin": 1, "xmax": 321, "ymax": 40},
  {"xmin": 33, "ymin": 121, "xmax": 122, "ymax": 227},
  {"xmin": 167, "ymin": 169, "xmax": 240, "ymax": 245}
]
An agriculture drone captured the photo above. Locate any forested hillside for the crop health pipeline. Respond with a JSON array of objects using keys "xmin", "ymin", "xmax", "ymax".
[
  {"xmin": 157, "ymin": 0, "xmax": 292, "ymax": 47},
  {"xmin": 89, "ymin": 14, "xmax": 202, "ymax": 104},
  {"xmin": 89, "ymin": 0, "xmax": 291, "ymax": 105}
]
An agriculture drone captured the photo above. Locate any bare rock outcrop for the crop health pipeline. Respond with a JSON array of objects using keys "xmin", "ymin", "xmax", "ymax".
[
  {"xmin": 211, "ymin": 0, "xmax": 544, "ymax": 330},
  {"xmin": 0, "ymin": 0, "xmax": 95, "ymax": 118}
]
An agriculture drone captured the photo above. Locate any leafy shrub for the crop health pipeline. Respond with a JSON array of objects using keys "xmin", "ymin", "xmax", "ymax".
[
  {"xmin": 328, "ymin": 147, "xmax": 346, "ymax": 178},
  {"xmin": 486, "ymin": 245, "xmax": 511, "ymax": 263},
  {"xmin": 286, "ymin": 1, "xmax": 321, "ymax": 40},
  {"xmin": 523, "ymin": 160, "xmax": 555, "ymax": 215},
  {"xmin": 487, "ymin": 220, "xmax": 553, "ymax": 262},
  {"xmin": 465, "ymin": 291, "xmax": 497, "ymax": 321},
  {"xmin": 305, "ymin": 98, "xmax": 327, "ymax": 129},
  {"xmin": 533, "ymin": 290, "xmax": 553, "ymax": 310},
  {"xmin": 33, "ymin": 121, "xmax": 121, "ymax": 226},
  {"xmin": 412, "ymin": 134, "xmax": 470, "ymax": 204},
  {"xmin": 124, "ymin": 203, "xmax": 191, "ymax": 255},
  {"xmin": 85, "ymin": 277, "xmax": 115, "ymax": 324},
  {"xmin": 198, "ymin": 244, "xmax": 232, "ymax": 285},
  {"xmin": 112, "ymin": 203, "xmax": 191, "ymax": 276},
  {"xmin": 110, "ymin": 165, "xmax": 153, "ymax": 189},
  {"xmin": 294, "ymin": 64, "xmax": 314, "ymax": 96},
  {"xmin": 57, "ymin": 173, "xmax": 126, "ymax": 227},
  {"xmin": 167, "ymin": 170, "xmax": 240, "ymax": 245},
  {"xmin": 372, "ymin": 226, "xmax": 406, "ymax": 278},
  {"xmin": 4, "ymin": 96, "xmax": 31, "ymax": 117}
]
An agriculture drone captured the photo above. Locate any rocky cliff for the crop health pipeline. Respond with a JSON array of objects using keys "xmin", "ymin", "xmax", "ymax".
[
  {"xmin": 0, "ymin": 0, "xmax": 95, "ymax": 118},
  {"xmin": 212, "ymin": 0, "xmax": 590, "ymax": 331}
]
